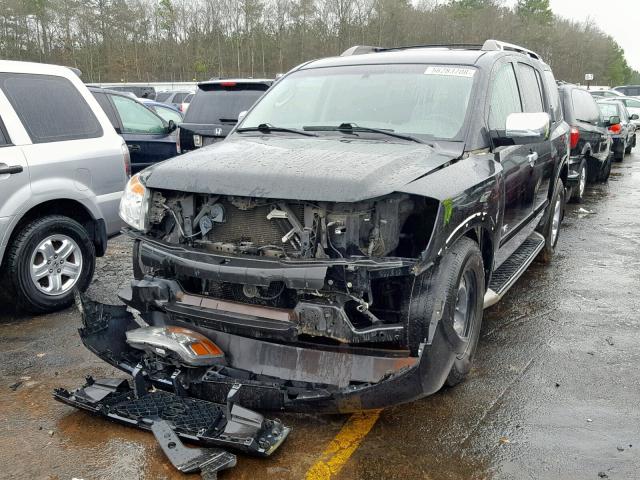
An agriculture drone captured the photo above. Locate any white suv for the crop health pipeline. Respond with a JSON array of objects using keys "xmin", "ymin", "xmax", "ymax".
[{"xmin": 0, "ymin": 60, "xmax": 128, "ymax": 313}]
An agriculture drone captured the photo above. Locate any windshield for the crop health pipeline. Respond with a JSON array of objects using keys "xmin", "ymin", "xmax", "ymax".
[
  {"xmin": 184, "ymin": 85, "xmax": 268, "ymax": 124},
  {"xmin": 240, "ymin": 64, "xmax": 476, "ymax": 141}
]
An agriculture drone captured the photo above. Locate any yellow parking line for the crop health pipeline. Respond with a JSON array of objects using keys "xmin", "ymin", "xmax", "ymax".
[{"xmin": 305, "ymin": 409, "xmax": 382, "ymax": 480}]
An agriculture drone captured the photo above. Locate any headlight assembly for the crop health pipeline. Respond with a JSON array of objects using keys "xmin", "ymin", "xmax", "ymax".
[{"xmin": 119, "ymin": 173, "xmax": 149, "ymax": 231}]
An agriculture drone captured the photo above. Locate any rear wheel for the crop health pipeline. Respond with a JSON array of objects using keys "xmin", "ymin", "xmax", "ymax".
[
  {"xmin": 570, "ymin": 160, "xmax": 587, "ymax": 203},
  {"xmin": 615, "ymin": 141, "xmax": 625, "ymax": 161},
  {"xmin": 539, "ymin": 177, "xmax": 564, "ymax": 264},
  {"xmin": 625, "ymin": 137, "xmax": 633, "ymax": 155},
  {"xmin": 407, "ymin": 237, "xmax": 485, "ymax": 388},
  {"xmin": 2, "ymin": 215, "xmax": 95, "ymax": 313},
  {"xmin": 599, "ymin": 154, "xmax": 613, "ymax": 182}
]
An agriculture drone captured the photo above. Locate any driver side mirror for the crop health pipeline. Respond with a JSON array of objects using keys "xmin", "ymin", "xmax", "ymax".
[
  {"xmin": 238, "ymin": 110, "xmax": 248, "ymax": 123},
  {"xmin": 606, "ymin": 115, "xmax": 621, "ymax": 126},
  {"xmin": 493, "ymin": 112, "xmax": 550, "ymax": 146},
  {"xmin": 167, "ymin": 119, "xmax": 177, "ymax": 133},
  {"xmin": 631, "ymin": 114, "xmax": 639, "ymax": 121}
]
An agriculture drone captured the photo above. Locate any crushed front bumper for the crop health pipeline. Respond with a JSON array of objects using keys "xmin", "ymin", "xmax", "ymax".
[{"xmin": 70, "ymin": 292, "xmax": 456, "ymax": 413}]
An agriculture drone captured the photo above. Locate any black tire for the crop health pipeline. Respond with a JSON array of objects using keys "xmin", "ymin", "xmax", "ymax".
[
  {"xmin": 615, "ymin": 142, "xmax": 625, "ymax": 162},
  {"xmin": 599, "ymin": 154, "xmax": 613, "ymax": 183},
  {"xmin": 1, "ymin": 215, "xmax": 95, "ymax": 313},
  {"xmin": 407, "ymin": 237, "xmax": 485, "ymax": 388},
  {"xmin": 625, "ymin": 139, "xmax": 632, "ymax": 155},
  {"xmin": 570, "ymin": 160, "xmax": 587, "ymax": 203},
  {"xmin": 538, "ymin": 177, "xmax": 565, "ymax": 264}
]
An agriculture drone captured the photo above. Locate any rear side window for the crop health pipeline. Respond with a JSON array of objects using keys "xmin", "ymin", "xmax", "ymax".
[
  {"xmin": 0, "ymin": 73, "xmax": 102, "ymax": 144},
  {"xmin": 518, "ymin": 63, "xmax": 544, "ymax": 113},
  {"xmin": 623, "ymin": 98, "xmax": 640, "ymax": 108},
  {"xmin": 619, "ymin": 87, "xmax": 640, "ymax": 96},
  {"xmin": 572, "ymin": 89, "xmax": 600, "ymax": 124},
  {"xmin": 185, "ymin": 84, "xmax": 269, "ymax": 124},
  {"xmin": 488, "ymin": 63, "xmax": 522, "ymax": 130}
]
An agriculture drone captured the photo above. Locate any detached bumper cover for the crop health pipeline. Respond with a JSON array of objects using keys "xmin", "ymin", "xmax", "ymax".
[{"xmin": 69, "ymin": 293, "xmax": 456, "ymax": 413}]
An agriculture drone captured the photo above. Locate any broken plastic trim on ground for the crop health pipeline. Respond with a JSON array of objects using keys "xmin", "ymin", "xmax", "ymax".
[{"xmin": 54, "ymin": 294, "xmax": 290, "ymax": 478}]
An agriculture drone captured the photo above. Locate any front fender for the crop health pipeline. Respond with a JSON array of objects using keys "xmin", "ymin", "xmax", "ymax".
[{"xmin": 399, "ymin": 153, "xmax": 502, "ymax": 273}]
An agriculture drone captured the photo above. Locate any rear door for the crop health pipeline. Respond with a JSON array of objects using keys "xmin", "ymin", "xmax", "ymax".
[
  {"xmin": 515, "ymin": 61, "xmax": 554, "ymax": 217},
  {"xmin": 108, "ymin": 93, "xmax": 176, "ymax": 172}
]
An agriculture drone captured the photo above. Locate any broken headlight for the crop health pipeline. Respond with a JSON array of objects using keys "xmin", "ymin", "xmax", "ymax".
[
  {"xmin": 119, "ymin": 173, "xmax": 150, "ymax": 231},
  {"xmin": 126, "ymin": 326, "xmax": 225, "ymax": 367}
]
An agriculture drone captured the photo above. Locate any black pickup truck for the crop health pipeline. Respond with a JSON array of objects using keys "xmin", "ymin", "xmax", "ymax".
[{"xmin": 60, "ymin": 40, "xmax": 569, "ymax": 422}]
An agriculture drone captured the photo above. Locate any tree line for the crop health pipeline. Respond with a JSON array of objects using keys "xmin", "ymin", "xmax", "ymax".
[{"xmin": 0, "ymin": 0, "xmax": 637, "ymax": 86}]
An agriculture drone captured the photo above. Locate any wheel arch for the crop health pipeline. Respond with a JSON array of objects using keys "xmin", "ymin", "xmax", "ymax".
[{"xmin": 2, "ymin": 199, "xmax": 106, "ymax": 265}]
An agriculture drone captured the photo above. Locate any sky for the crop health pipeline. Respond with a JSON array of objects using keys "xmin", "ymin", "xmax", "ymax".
[{"xmin": 510, "ymin": 0, "xmax": 640, "ymax": 71}]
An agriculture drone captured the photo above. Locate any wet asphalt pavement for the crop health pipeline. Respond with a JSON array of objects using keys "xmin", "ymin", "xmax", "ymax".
[{"xmin": 1, "ymin": 154, "xmax": 640, "ymax": 480}]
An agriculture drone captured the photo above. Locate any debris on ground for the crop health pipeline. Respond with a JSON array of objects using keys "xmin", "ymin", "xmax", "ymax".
[
  {"xmin": 9, "ymin": 382, "xmax": 22, "ymax": 391},
  {"xmin": 499, "ymin": 436, "xmax": 510, "ymax": 445},
  {"xmin": 605, "ymin": 337, "xmax": 615, "ymax": 346}
]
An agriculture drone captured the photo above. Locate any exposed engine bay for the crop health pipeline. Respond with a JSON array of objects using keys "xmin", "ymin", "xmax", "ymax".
[{"xmin": 138, "ymin": 190, "xmax": 438, "ymax": 347}]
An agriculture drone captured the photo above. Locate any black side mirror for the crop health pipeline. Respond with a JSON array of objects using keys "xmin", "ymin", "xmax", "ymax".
[
  {"xmin": 607, "ymin": 115, "xmax": 621, "ymax": 126},
  {"xmin": 167, "ymin": 119, "xmax": 177, "ymax": 133},
  {"xmin": 631, "ymin": 114, "xmax": 639, "ymax": 121}
]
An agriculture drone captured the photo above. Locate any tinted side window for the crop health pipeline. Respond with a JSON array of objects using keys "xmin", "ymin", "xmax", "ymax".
[
  {"xmin": 0, "ymin": 115, "xmax": 8, "ymax": 145},
  {"xmin": 489, "ymin": 63, "xmax": 522, "ymax": 130},
  {"xmin": 571, "ymin": 89, "xmax": 600, "ymax": 123},
  {"xmin": 543, "ymin": 70, "xmax": 563, "ymax": 122},
  {"xmin": 111, "ymin": 94, "xmax": 166, "ymax": 134},
  {"xmin": 518, "ymin": 63, "xmax": 544, "ymax": 113},
  {"xmin": 155, "ymin": 92, "xmax": 172, "ymax": 102},
  {"xmin": 0, "ymin": 73, "xmax": 102, "ymax": 144}
]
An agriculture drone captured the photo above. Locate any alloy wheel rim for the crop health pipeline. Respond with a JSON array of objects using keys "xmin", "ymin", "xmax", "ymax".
[
  {"xmin": 579, "ymin": 165, "xmax": 586, "ymax": 197},
  {"xmin": 453, "ymin": 270, "xmax": 475, "ymax": 339},
  {"xmin": 30, "ymin": 235, "xmax": 83, "ymax": 296},
  {"xmin": 551, "ymin": 194, "xmax": 562, "ymax": 245}
]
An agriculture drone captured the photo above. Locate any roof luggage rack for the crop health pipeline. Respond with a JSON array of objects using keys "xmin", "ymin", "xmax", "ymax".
[{"xmin": 340, "ymin": 39, "xmax": 542, "ymax": 61}]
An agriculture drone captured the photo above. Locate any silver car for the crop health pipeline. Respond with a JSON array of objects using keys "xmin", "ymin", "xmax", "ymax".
[{"xmin": 0, "ymin": 60, "xmax": 128, "ymax": 313}]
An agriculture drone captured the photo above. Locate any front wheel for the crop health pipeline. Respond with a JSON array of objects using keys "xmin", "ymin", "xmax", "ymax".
[
  {"xmin": 407, "ymin": 237, "xmax": 485, "ymax": 388},
  {"xmin": 538, "ymin": 177, "xmax": 565, "ymax": 264},
  {"xmin": 2, "ymin": 215, "xmax": 96, "ymax": 313}
]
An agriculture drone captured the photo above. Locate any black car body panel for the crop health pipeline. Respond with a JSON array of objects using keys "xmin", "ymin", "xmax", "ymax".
[
  {"xmin": 597, "ymin": 99, "xmax": 637, "ymax": 160},
  {"xmin": 75, "ymin": 42, "xmax": 570, "ymax": 412}
]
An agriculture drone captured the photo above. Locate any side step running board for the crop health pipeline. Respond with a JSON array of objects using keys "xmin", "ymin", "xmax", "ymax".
[{"xmin": 484, "ymin": 232, "xmax": 545, "ymax": 308}]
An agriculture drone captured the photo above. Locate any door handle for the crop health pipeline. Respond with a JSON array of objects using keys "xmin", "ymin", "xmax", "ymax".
[
  {"xmin": 128, "ymin": 144, "xmax": 141, "ymax": 152},
  {"xmin": 0, "ymin": 165, "xmax": 23, "ymax": 175},
  {"xmin": 527, "ymin": 151, "xmax": 538, "ymax": 167}
]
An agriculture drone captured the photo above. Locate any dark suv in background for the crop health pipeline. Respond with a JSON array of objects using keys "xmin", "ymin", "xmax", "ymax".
[
  {"xmin": 558, "ymin": 84, "xmax": 613, "ymax": 201},
  {"xmin": 177, "ymin": 79, "xmax": 272, "ymax": 153}
]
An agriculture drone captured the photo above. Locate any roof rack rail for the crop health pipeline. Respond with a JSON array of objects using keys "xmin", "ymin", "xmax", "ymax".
[
  {"xmin": 340, "ymin": 40, "xmax": 542, "ymax": 61},
  {"xmin": 481, "ymin": 39, "xmax": 541, "ymax": 60},
  {"xmin": 340, "ymin": 44, "xmax": 484, "ymax": 56}
]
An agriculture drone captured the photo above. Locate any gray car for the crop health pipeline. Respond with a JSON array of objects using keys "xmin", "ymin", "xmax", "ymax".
[{"xmin": 0, "ymin": 60, "xmax": 128, "ymax": 313}]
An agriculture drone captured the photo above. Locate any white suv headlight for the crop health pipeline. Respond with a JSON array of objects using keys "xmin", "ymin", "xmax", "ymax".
[{"xmin": 119, "ymin": 173, "xmax": 149, "ymax": 231}]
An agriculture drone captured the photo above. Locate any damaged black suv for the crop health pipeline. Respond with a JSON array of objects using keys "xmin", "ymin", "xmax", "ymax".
[{"xmin": 67, "ymin": 40, "xmax": 569, "ymax": 415}]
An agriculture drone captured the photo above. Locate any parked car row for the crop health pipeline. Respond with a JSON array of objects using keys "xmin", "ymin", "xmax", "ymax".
[{"xmin": 559, "ymin": 83, "xmax": 638, "ymax": 202}]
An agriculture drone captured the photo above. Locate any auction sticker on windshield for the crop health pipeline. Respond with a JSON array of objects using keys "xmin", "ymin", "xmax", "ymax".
[{"xmin": 424, "ymin": 66, "xmax": 476, "ymax": 77}]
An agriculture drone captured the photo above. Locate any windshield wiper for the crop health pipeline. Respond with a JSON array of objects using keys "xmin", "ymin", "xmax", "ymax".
[
  {"xmin": 237, "ymin": 123, "xmax": 318, "ymax": 137},
  {"xmin": 303, "ymin": 122, "xmax": 426, "ymax": 144},
  {"xmin": 219, "ymin": 118, "xmax": 238, "ymax": 123}
]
